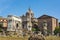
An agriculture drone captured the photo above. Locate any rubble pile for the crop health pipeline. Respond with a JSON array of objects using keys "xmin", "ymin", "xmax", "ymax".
[{"xmin": 28, "ymin": 34, "xmax": 45, "ymax": 40}]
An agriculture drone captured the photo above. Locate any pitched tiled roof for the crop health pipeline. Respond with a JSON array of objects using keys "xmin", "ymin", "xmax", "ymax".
[{"xmin": 38, "ymin": 14, "xmax": 58, "ymax": 19}]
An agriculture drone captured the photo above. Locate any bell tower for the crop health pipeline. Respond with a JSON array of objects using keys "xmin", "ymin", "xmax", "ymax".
[
  {"xmin": 26, "ymin": 8, "xmax": 34, "ymax": 18},
  {"xmin": 26, "ymin": 8, "xmax": 34, "ymax": 31}
]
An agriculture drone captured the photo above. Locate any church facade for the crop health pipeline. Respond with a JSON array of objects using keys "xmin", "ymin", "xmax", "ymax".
[{"xmin": 21, "ymin": 8, "xmax": 38, "ymax": 34}]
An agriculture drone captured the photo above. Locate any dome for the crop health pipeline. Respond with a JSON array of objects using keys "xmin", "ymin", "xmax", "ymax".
[
  {"xmin": 26, "ymin": 8, "xmax": 33, "ymax": 15},
  {"xmin": 26, "ymin": 8, "xmax": 34, "ymax": 18}
]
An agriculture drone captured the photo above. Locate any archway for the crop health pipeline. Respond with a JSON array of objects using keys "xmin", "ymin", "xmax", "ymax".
[{"xmin": 16, "ymin": 23, "xmax": 19, "ymax": 28}]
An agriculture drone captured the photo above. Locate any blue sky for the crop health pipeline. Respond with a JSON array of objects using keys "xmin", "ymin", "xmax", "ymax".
[{"xmin": 0, "ymin": 0, "xmax": 60, "ymax": 21}]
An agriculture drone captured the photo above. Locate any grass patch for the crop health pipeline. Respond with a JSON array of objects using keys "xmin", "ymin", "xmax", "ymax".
[
  {"xmin": 0, "ymin": 36, "xmax": 60, "ymax": 40},
  {"xmin": 0, "ymin": 36, "xmax": 28, "ymax": 40},
  {"xmin": 45, "ymin": 36, "xmax": 60, "ymax": 40}
]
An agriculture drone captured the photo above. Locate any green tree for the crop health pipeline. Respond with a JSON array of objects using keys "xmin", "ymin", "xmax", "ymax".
[
  {"xmin": 54, "ymin": 27, "xmax": 60, "ymax": 35},
  {"xmin": 47, "ymin": 30, "xmax": 51, "ymax": 35},
  {"xmin": 32, "ymin": 28, "xmax": 36, "ymax": 31},
  {"xmin": 32, "ymin": 24, "xmax": 40, "ymax": 32}
]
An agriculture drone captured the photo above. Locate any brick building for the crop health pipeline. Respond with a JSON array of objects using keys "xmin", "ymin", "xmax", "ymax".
[
  {"xmin": 0, "ymin": 17, "xmax": 8, "ymax": 31},
  {"xmin": 38, "ymin": 15, "xmax": 59, "ymax": 35}
]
